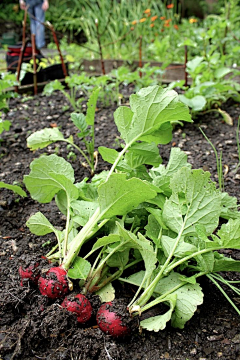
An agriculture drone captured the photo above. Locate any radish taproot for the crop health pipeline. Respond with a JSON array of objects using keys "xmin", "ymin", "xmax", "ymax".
[
  {"xmin": 61, "ymin": 293, "xmax": 92, "ymax": 323},
  {"xmin": 19, "ymin": 263, "xmax": 40, "ymax": 286},
  {"xmin": 96, "ymin": 301, "xmax": 131, "ymax": 337},
  {"xmin": 38, "ymin": 266, "xmax": 69, "ymax": 299}
]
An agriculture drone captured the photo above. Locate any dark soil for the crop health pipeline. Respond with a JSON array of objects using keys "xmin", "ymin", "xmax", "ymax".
[{"xmin": 1, "ymin": 88, "xmax": 240, "ymax": 360}]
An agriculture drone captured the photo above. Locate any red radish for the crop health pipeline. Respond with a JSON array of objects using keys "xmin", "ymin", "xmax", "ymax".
[
  {"xmin": 96, "ymin": 302, "xmax": 130, "ymax": 337},
  {"xmin": 61, "ymin": 294, "xmax": 92, "ymax": 324},
  {"xmin": 38, "ymin": 266, "xmax": 69, "ymax": 299},
  {"xmin": 19, "ymin": 263, "xmax": 40, "ymax": 286}
]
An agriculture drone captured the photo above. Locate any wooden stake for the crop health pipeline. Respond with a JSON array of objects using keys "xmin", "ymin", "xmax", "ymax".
[
  {"xmin": 31, "ymin": 34, "xmax": 38, "ymax": 95},
  {"xmin": 184, "ymin": 45, "xmax": 188, "ymax": 87},
  {"xmin": 139, "ymin": 36, "xmax": 142, "ymax": 78},
  {"xmin": 95, "ymin": 19, "xmax": 105, "ymax": 75},
  {"xmin": 47, "ymin": 21, "xmax": 68, "ymax": 79},
  {"xmin": 15, "ymin": 7, "xmax": 28, "ymax": 93}
]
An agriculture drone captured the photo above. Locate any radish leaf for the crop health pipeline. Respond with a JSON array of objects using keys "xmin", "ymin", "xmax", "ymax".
[
  {"xmin": 24, "ymin": 155, "xmax": 78, "ymax": 203},
  {"xmin": 68, "ymin": 256, "xmax": 91, "ymax": 280},
  {"xmin": 140, "ymin": 294, "xmax": 177, "ymax": 332},
  {"xmin": 0, "ymin": 181, "xmax": 27, "ymax": 197},
  {"xmin": 98, "ymin": 173, "xmax": 157, "ymax": 219},
  {"xmin": 163, "ymin": 168, "xmax": 222, "ymax": 235},
  {"xmin": 27, "ymin": 128, "xmax": 65, "ymax": 151},
  {"xmin": 26, "ymin": 211, "xmax": 61, "ymax": 236}
]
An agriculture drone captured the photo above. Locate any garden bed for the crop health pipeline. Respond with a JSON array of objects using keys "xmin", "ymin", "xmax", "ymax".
[{"xmin": 1, "ymin": 88, "xmax": 240, "ymax": 360}]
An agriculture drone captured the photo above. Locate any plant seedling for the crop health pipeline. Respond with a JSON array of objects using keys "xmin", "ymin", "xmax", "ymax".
[{"xmin": 26, "ymin": 87, "xmax": 100, "ymax": 175}]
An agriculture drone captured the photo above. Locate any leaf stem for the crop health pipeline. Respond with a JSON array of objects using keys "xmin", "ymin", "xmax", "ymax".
[
  {"xmin": 140, "ymin": 282, "xmax": 185, "ymax": 313},
  {"xmin": 165, "ymin": 246, "xmax": 221, "ymax": 274},
  {"xmin": 207, "ymin": 274, "xmax": 240, "ymax": 316},
  {"xmin": 135, "ymin": 221, "xmax": 187, "ymax": 308},
  {"xmin": 62, "ymin": 206, "xmax": 101, "ymax": 270},
  {"xmin": 63, "ymin": 199, "xmax": 71, "ymax": 258},
  {"xmin": 65, "ymin": 139, "xmax": 93, "ymax": 171}
]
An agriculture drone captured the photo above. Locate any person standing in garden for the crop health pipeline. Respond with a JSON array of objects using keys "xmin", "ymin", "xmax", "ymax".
[{"xmin": 19, "ymin": 0, "xmax": 49, "ymax": 50}]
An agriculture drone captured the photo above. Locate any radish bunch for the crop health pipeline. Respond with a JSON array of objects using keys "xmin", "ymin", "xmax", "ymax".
[{"xmin": 19, "ymin": 263, "xmax": 135, "ymax": 334}]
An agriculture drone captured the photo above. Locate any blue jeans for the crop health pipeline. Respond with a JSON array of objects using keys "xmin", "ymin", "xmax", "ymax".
[{"xmin": 28, "ymin": 3, "xmax": 45, "ymax": 49}]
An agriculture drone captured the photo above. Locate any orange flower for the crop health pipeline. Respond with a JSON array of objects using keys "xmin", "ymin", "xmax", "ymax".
[
  {"xmin": 144, "ymin": 8, "xmax": 151, "ymax": 14},
  {"xmin": 131, "ymin": 20, "xmax": 137, "ymax": 25},
  {"xmin": 160, "ymin": 16, "xmax": 166, "ymax": 20},
  {"xmin": 167, "ymin": 4, "xmax": 174, "ymax": 9},
  {"xmin": 151, "ymin": 15, "xmax": 158, "ymax": 22},
  {"xmin": 174, "ymin": 24, "xmax": 179, "ymax": 30},
  {"xmin": 164, "ymin": 21, "xmax": 170, "ymax": 27},
  {"xmin": 139, "ymin": 18, "xmax": 147, "ymax": 23},
  {"xmin": 161, "ymin": 29, "xmax": 165, "ymax": 32},
  {"xmin": 189, "ymin": 18, "xmax": 197, "ymax": 23},
  {"xmin": 130, "ymin": 27, "xmax": 134, "ymax": 31},
  {"xmin": 150, "ymin": 23, "xmax": 154, "ymax": 28}
]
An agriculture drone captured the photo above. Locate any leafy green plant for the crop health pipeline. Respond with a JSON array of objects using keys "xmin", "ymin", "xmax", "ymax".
[
  {"xmin": 199, "ymin": 128, "xmax": 224, "ymax": 191},
  {"xmin": 121, "ymin": 160, "xmax": 240, "ymax": 331},
  {"xmin": 23, "ymin": 85, "xmax": 240, "ymax": 333},
  {"xmin": 0, "ymin": 74, "xmax": 27, "ymax": 197},
  {"xmin": 0, "ymin": 181, "xmax": 27, "ymax": 197},
  {"xmin": 27, "ymin": 87, "xmax": 100, "ymax": 175},
  {"xmin": 0, "ymin": 119, "xmax": 11, "ymax": 135},
  {"xmin": 0, "ymin": 73, "xmax": 19, "ymax": 134},
  {"xmin": 172, "ymin": 54, "xmax": 240, "ymax": 120},
  {"xmin": 43, "ymin": 75, "xmax": 91, "ymax": 112},
  {"xmin": 24, "ymin": 85, "xmax": 191, "ymax": 276}
]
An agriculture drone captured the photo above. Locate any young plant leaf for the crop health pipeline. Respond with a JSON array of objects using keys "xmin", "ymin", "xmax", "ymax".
[
  {"xmin": 96, "ymin": 282, "xmax": 115, "ymax": 302},
  {"xmin": 98, "ymin": 173, "xmax": 157, "ymax": 219},
  {"xmin": 213, "ymin": 253, "xmax": 240, "ymax": 272},
  {"xmin": 195, "ymin": 251, "xmax": 215, "ymax": 273},
  {"xmin": 154, "ymin": 272, "xmax": 204, "ymax": 329},
  {"xmin": 163, "ymin": 168, "xmax": 222, "ymax": 236},
  {"xmin": 68, "ymin": 256, "xmax": 91, "ymax": 280},
  {"xmin": 114, "ymin": 85, "xmax": 192, "ymax": 146},
  {"xmin": 71, "ymin": 200, "xmax": 98, "ymax": 226},
  {"xmin": 98, "ymin": 147, "xmax": 119, "ymax": 164},
  {"xmin": 116, "ymin": 223, "xmax": 157, "ymax": 280},
  {"xmin": 0, "ymin": 181, "xmax": 27, "ymax": 197},
  {"xmin": 26, "ymin": 211, "xmax": 61, "ymax": 236},
  {"xmin": 106, "ymin": 248, "xmax": 130, "ymax": 268},
  {"xmin": 91, "ymin": 234, "xmax": 122, "ymax": 252},
  {"xmin": 27, "ymin": 128, "xmax": 65, "ymax": 150},
  {"xmin": 43, "ymin": 79, "xmax": 65, "ymax": 95},
  {"xmin": 0, "ymin": 120, "xmax": 11, "ymax": 134},
  {"xmin": 179, "ymin": 95, "xmax": 206, "ymax": 112},
  {"xmin": 71, "ymin": 113, "xmax": 88, "ymax": 132},
  {"xmin": 140, "ymin": 294, "xmax": 177, "ymax": 332},
  {"xmin": 216, "ymin": 219, "xmax": 240, "ymax": 249},
  {"xmin": 125, "ymin": 142, "xmax": 162, "ymax": 168},
  {"xmin": 85, "ymin": 87, "xmax": 100, "ymax": 126},
  {"xmin": 24, "ymin": 155, "xmax": 78, "ymax": 203},
  {"xmin": 150, "ymin": 147, "xmax": 192, "ymax": 196},
  {"xmin": 161, "ymin": 236, "xmax": 197, "ymax": 258},
  {"xmin": 220, "ymin": 192, "xmax": 240, "ymax": 220}
]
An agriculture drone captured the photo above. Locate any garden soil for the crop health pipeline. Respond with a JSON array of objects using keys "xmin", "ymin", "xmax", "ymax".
[{"xmin": 1, "ymin": 88, "xmax": 240, "ymax": 360}]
